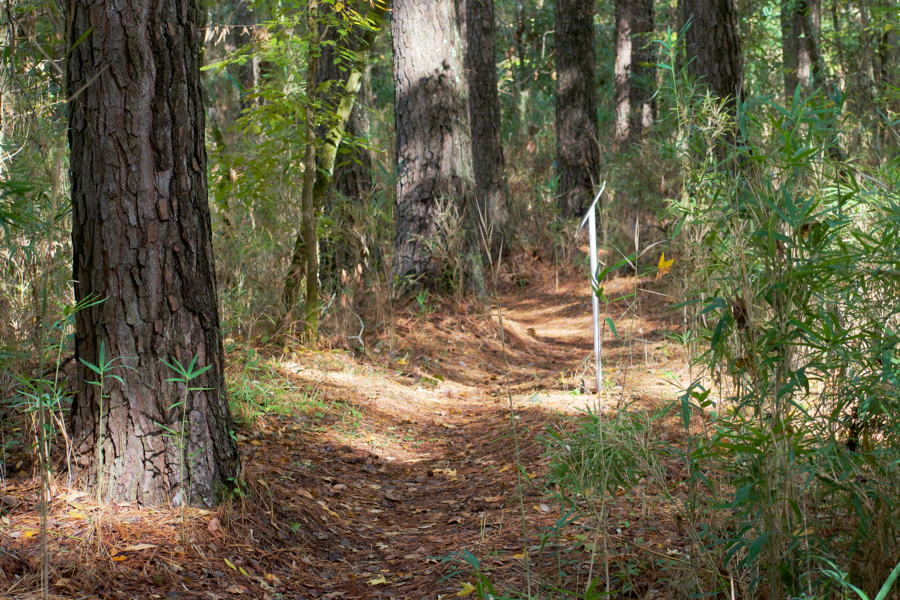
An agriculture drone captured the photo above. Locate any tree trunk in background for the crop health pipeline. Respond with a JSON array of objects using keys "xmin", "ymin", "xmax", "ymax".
[
  {"xmin": 555, "ymin": 0, "xmax": 599, "ymax": 218},
  {"xmin": 682, "ymin": 0, "xmax": 743, "ymax": 115},
  {"xmin": 392, "ymin": 0, "xmax": 484, "ymax": 294},
  {"xmin": 68, "ymin": 0, "xmax": 239, "ymax": 506},
  {"xmin": 876, "ymin": 0, "xmax": 898, "ymax": 151},
  {"xmin": 615, "ymin": 0, "xmax": 655, "ymax": 146},
  {"xmin": 316, "ymin": 1, "xmax": 375, "ymax": 284},
  {"xmin": 781, "ymin": 0, "xmax": 801, "ymax": 102},
  {"xmin": 781, "ymin": 0, "xmax": 819, "ymax": 100},
  {"xmin": 317, "ymin": 1, "xmax": 373, "ymax": 201},
  {"xmin": 232, "ymin": 0, "xmax": 259, "ymax": 113},
  {"xmin": 461, "ymin": 0, "xmax": 508, "ymax": 247}
]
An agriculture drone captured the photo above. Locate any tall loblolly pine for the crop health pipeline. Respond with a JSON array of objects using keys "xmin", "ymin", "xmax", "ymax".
[
  {"xmin": 392, "ymin": 0, "xmax": 485, "ymax": 294},
  {"xmin": 68, "ymin": 0, "xmax": 239, "ymax": 506},
  {"xmin": 614, "ymin": 0, "xmax": 655, "ymax": 147},
  {"xmin": 461, "ymin": 0, "xmax": 508, "ymax": 247},
  {"xmin": 555, "ymin": 0, "xmax": 600, "ymax": 218},
  {"xmin": 682, "ymin": 0, "xmax": 744, "ymax": 116}
]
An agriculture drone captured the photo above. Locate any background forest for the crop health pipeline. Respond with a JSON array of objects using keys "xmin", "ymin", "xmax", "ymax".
[{"xmin": 1, "ymin": 0, "xmax": 900, "ymax": 598}]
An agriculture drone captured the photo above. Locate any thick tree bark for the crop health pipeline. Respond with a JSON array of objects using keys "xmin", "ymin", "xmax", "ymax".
[
  {"xmin": 392, "ymin": 0, "xmax": 484, "ymax": 294},
  {"xmin": 68, "ymin": 0, "xmax": 239, "ymax": 506},
  {"xmin": 460, "ymin": 0, "xmax": 508, "ymax": 245},
  {"xmin": 615, "ymin": 0, "xmax": 655, "ymax": 146},
  {"xmin": 555, "ymin": 0, "xmax": 600, "ymax": 218},
  {"xmin": 682, "ymin": 0, "xmax": 743, "ymax": 115}
]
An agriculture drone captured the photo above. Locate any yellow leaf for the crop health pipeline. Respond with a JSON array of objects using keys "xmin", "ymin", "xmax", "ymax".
[
  {"xmin": 657, "ymin": 252, "xmax": 675, "ymax": 280},
  {"xmin": 224, "ymin": 558, "xmax": 237, "ymax": 571},
  {"xmin": 368, "ymin": 574, "xmax": 387, "ymax": 585},
  {"xmin": 512, "ymin": 550, "xmax": 527, "ymax": 560},
  {"xmin": 239, "ymin": 566, "xmax": 249, "ymax": 576},
  {"xmin": 335, "ymin": 1, "xmax": 345, "ymax": 10},
  {"xmin": 457, "ymin": 582, "xmax": 476, "ymax": 597},
  {"xmin": 112, "ymin": 556, "xmax": 127, "ymax": 562},
  {"xmin": 397, "ymin": 358, "xmax": 407, "ymax": 366}
]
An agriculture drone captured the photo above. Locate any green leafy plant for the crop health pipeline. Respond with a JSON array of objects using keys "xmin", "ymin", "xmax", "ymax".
[{"xmin": 80, "ymin": 341, "xmax": 134, "ymax": 503}]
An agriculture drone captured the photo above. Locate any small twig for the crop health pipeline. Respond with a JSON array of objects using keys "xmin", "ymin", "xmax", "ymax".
[{"xmin": 347, "ymin": 313, "xmax": 365, "ymax": 348}]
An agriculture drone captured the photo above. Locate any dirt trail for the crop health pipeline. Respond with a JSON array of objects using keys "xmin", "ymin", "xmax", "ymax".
[{"xmin": 0, "ymin": 266, "xmax": 683, "ymax": 599}]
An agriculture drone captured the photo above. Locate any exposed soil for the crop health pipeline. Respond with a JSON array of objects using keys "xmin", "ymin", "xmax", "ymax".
[{"xmin": 0, "ymin": 261, "xmax": 692, "ymax": 599}]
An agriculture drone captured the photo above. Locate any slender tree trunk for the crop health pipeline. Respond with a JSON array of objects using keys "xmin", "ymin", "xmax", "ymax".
[
  {"xmin": 876, "ymin": 0, "xmax": 898, "ymax": 151},
  {"xmin": 392, "ymin": 0, "xmax": 484, "ymax": 294},
  {"xmin": 615, "ymin": 0, "xmax": 654, "ymax": 146},
  {"xmin": 317, "ymin": 1, "xmax": 374, "ymax": 200},
  {"xmin": 68, "ymin": 0, "xmax": 239, "ymax": 506},
  {"xmin": 555, "ymin": 0, "xmax": 600, "ymax": 218},
  {"xmin": 316, "ymin": 1, "xmax": 375, "ymax": 284},
  {"xmin": 232, "ymin": 0, "xmax": 259, "ymax": 113},
  {"xmin": 461, "ymin": 0, "xmax": 508, "ymax": 246},
  {"xmin": 302, "ymin": 2, "xmax": 320, "ymax": 343},
  {"xmin": 682, "ymin": 0, "xmax": 743, "ymax": 116},
  {"xmin": 281, "ymin": 2, "xmax": 389, "ymax": 324}
]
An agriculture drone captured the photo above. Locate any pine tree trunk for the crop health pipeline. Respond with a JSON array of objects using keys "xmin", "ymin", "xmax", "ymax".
[
  {"xmin": 781, "ymin": 0, "xmax": 801, "ymax": 102},
  {"xmin": 682, "ymin": 0, "xmax": 743, "ymax": 114},
  {"xmin": 615, "ymin": 0, "xmax": 655, "ymax": 146},
  {"xmin": 392, "ymin": 0, "xmax": 484, "ymax": 294},
  {"xmin": 555, "ymin": 0, "xmax": 600, "ymax": 218},
  {"xmin": 68, "ymin": 0, "xmax": 239, "ymax": 506},
  {"xmin": 461, "ymin": 0, "xmax": 508, "ymax": 246}
]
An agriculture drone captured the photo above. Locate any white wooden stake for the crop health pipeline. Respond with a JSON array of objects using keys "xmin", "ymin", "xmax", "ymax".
[{"xmin": 577, "ymin": 182, "xmax": 606, "ymax": 408}]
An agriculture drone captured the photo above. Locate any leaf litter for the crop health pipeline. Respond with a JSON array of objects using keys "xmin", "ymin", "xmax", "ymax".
[{"xmin": 0, "ymin": 262, "xmax": 689, "ymax": 599}]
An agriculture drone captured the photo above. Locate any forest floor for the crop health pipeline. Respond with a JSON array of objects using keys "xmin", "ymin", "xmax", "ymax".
[{"xmin": 0, "ymin": 258, "xmax": 698, "ymax": 599}]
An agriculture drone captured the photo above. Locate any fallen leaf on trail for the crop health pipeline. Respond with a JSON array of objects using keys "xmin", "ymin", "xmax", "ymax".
[
  {"xmin": 448, "ymin": 516, "xmax": 463, "ymax": 524},
  {"xmin": 64, "ymin": 490, "xmax": 87, "ymax": 502},
  {"xmin": 657, "ymin": 252, "xmax": 675, "ymax": 280},
  {"xmin": 512, "ymin": 551, "xmax": 527, "ymax": 559},
  {"xmin": 250, "ymin": 440, "xmax": 262, "ymax": 446},
  {"xmin": 403, "ymin": 553, "xmax": 421, "ymax": 559},
  {"xmin": 239, "ymin": 566, "xmax": 250, "ymax": 576},
  {"xmin": 224, "ymin": 558, "xmax": 237, "ymax": 570},
  {"xmin": 67, "ymin": 510, "xmax": 87, "ymax": 520},
  {"xmin": 368, "ymin": 574, "xmax": 388, "ymax": 585},
  {"xmin": 225, "ymin": 585, "xmax": 245, "ymax": 594},
  {"xmin": 207, "ymin": 517, "xmax": 219, "ymax": 532},
  {"xmin": 121, "ymin": 543, "xmax": 157, "ymax": 552},
  {"xmin": 297, "ymin": 487, "xmax": 314, "ymax": 499},
  {"xmin": 112, "ymin": 556, "xmax": 127, "ymax": 562},
  {"xmin": 323, "ymin": 593, "xmax": 345, "ymax": 599},
  {"xmin": 457, "ymin": 582, "xmax": 476, "ymax": 596},
  {"xmin": 538, "ymin": 504, "xmax": 551, "ymax": 513},
  {"xmin": 385, "ymin": 490, "xmax": 402, "ymax": 501},
  {"xmin": 332, "ymin": 484, "xmax": 347, "ymax": 492}
]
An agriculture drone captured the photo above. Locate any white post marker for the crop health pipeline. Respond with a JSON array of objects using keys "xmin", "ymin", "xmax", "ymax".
[{"xmin": 577, "ymin": 182, "xmax": 606, "ymax": 409}]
